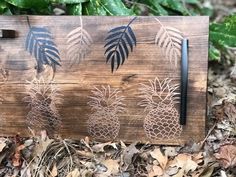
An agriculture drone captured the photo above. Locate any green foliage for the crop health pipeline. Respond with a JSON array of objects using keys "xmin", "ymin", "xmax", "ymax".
[
  {"xmin": 0, "ymin": 0, "xmax": 235, "ymax": 62},
  {"xmin": 5, "ymin": 0, "xmax": 49, "ymax": 9},
  {"xmin": 82, "ymin": 0, "xmax": 107, "ymax": 15},
  {"xmin": 209, "ymin": 44, "xmax": 221, "ymax": 61},
  {"xmin": 4, "ymin": 0, "xmax": 50, "ymax": 14},
  {"xmin": 210, "ymin": 15, "xmax": 236, "ymax": 61},
  {"xmin": 155, "ymin": 0, "xmax": 191, "ymax": 15},
  {"xmin": 99, "ymin": 0, "xmax": 134, "ymax": 15},
  {"xmin": 81, "ymin": 0, "xmax": 134, "ymax": 15},
  {"xmin": 52, "ymin": 0, "xmax": 88, "ymax": 3},
  {"xmin": 133, "ymin": 0, "xmax": 207, "ymax": 16},
  {"xmin": 0, "ymin": 0, "xmax": 204, "ymax": 15},
  {"xmin": 0, "ymin": 1, "xmax": 8, "ymax": 14},
  {"xmin": 67, "ymin": 3, "xmax": 82, "ymax": 15}
]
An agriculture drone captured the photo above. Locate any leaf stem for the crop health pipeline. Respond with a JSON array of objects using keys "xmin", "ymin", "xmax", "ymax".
[
  {"xmin": 26, "ymin": 16, "xmax": 31, "ymax": 28},
  {"xmin": 128, "ymin": 16, "xmax": 137, "ymax": 27},
  {"xmin": 79, "ymin": 16, "xmax": 83, "ymax": 29}
]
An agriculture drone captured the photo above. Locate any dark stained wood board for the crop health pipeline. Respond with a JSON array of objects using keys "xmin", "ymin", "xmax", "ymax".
[{"xmin": 0, "ymin": 16, "xmax": 209, "ymax": 145}]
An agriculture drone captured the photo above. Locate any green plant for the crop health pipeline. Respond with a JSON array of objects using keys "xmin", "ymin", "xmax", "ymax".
[
  {"xmin": 0, "ymin": 0, "xmax": 210, "ymax": 16},
  {"xmin": 210, "ymin": 15, "xmax": 236, "ymax": 61}
]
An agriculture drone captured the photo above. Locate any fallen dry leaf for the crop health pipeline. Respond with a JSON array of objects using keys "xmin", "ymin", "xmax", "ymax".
[
  {"xmin": 199, "ymin": 166, "xmax": 214, "ymax": 177},
  {"xmin": 148, "ymin": 165, "xmax": 163, "ymax": 177},
  {"xmin": 150, "ymin": 148, "xmax": 168, "ymax": 169},
  {"xmin": 165, "ymin": 166, "xmax": 179, "ymax": 176},
  {"xmin": 212, "ymin": 104, "xmax": 225, "ymax": 121},
  {"xmin": 215, "ymin": 144, "xmax": 236, "ymax": 168},
  {"xmin": 163, "ymin": 146, "xmax": 178, "ymax": 157},
  {"xmin": 169, "ymin": 153, "xmax": 198, "ymax": 174},
  {"xmin": 66, "ymin": 168, "xmax": 80, "ymax": 177},
  {"xmin": 123, "ymin": 142, "xmax": 139, "ymax": 167},
  {"xmin": 80, "ymin": 169, "xmax": 93, "ymax": 177},
  {"xmin": 100, "ymin": 159, "xmax": 120, "ymax": 177},
  {"xmin": 172, "ymin": 168, "xmax": 184, "ymax": 177},
  {"xmin": 91, "ymin": 142, "xmax": 117, "ymax": 153},
  {"xmin": 77, "ymin": 150, "xmax": 94, "ymax": 158},
  {"xmin": 0, "ymin": 138, "xmax": 6, "ymax": 152},
  {"xmin": 84, "ymin": 136, "xmax": 90, "ymax": 144},
  {"xmin": 33, "ymin": 132, "xmax": 54, "ymax": 157},
  {"xmin": 224, "ymin": 102, "xmax": 236, "ymax": 124},
  {"xmin": 50, "ymin": 163, "xmax": 58, "ymax": 177},
  {"xmin": 220, "ymin": 170, "xmax": 228, "ymax": 177},
  {"xmin": 217, "ymin": 120, "xmax": 236, "ymax": 135},
  {"xmin": 192, "ymin": 152, "xmax": 204, "ymax": 164},
  {"xmin": 120, "ymin": 140, "xmax": 127, "ymax": 149},
  {"xmin": 12, "ymin": 144, "xmax": 25, "ymax": 167}
]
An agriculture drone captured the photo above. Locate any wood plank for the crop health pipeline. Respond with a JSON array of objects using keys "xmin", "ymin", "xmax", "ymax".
[{"xmin": 0, "ymin": 16, "xmax": 209, "ymax": 145}]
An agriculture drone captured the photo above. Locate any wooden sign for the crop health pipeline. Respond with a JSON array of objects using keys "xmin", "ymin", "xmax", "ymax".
[{"xmin": 0, "ymin": 16, "xmax": 209, "ymax": 145}]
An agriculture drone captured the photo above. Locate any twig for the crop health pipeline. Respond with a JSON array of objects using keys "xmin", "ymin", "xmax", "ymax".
[{"xmin": 200, "ymin": 122, "xmax": 217, "ymax": 149}]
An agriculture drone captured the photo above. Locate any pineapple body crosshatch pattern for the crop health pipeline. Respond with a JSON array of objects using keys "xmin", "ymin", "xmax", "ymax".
[{"xmin": 0, "ymin": 16, "xmax": 209, "ymax": 145}]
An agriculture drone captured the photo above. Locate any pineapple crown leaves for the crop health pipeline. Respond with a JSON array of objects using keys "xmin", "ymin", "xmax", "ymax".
[
  {"xmin": 104, "ymin": 17, "xmax": 137, "ymax": 73},
  {"xmin": 0, "ymin": 58, "xmax": 8, "ymax": 83},
  {"xmin": 66, "ymin": 16, "xmax": 93, "ymax": 68},
  {"xmin": 138, "ymin": 77, "xmax": 180, "ymax": 112},
  {"xmin": 23, "ymin": 78, "xmax": 62, "ymax": 110},
  {"xmin": 155, "ymin": 18, "xmax": 183, "ymax": 67},
  {"xmin": 88, "ymin": 85, "xmax": 125, "ymax": 113}
]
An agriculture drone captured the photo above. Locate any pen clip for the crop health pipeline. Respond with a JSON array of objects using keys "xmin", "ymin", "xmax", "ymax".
[
  {"xmin": 0, "ymin": 29, "xmax": 16, "ymax": 38},
  {"xmin": 180, "ymin": 38, "xmax": 189, "ymax": 125}
]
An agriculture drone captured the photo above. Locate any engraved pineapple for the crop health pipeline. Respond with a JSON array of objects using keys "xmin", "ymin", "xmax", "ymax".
[
  {"xmin": 23, "ymin": 78, "xmax": 62, "ymax": 136},
  {"xmin": 87, "ymin": 85, "xmax": 125, "ymax": 140},
  {"xmin": 0, "ymin": 57, "xmax": 8, "ymax": 82},
  {"xmin": 138, "ymin": 77, "xmax": 182, "ymax": 139}
]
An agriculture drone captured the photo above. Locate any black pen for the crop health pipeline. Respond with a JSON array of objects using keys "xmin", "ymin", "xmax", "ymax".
[{"xmin": 180, "ymin": 38, "xmax": 189, "ymax": 125}]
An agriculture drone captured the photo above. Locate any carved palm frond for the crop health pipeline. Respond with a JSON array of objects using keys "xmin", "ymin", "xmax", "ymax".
[
  {"xmin": 25, "ymin": 27, "xmax": 61, "ymax": 77},
  {"xmin": 104, "ymin": 17, "xmax": 137, "ymax": 72},
  {"xmin": 155, "ymin": 18, "xmax": 183, "ymax": 67},
  {"xmin": 138, "ymin": 77, "xmax": 179, "ymax": 112},
  {"xmin": 88, "ymin": 85, "xmax": 125, "ymax": 114},
  {"xmin": 66, "ymin": 16, "xmax": 93, "ymax": 67}
]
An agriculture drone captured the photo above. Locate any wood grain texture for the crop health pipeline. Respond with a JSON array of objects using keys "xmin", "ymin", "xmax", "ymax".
[{"xmin": 0, "ymin": 16, "xmax": 209, "ymax": 145}]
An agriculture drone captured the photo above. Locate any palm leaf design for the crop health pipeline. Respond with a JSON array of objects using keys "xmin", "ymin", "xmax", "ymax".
[
  {"xmin": 155, "ymin": 18, "xmax": 183, "ymax": 67},
  {"xmin": 25, "ymin": 27, "xmax": 61, "ymax": 76},
  {"xmin": 66, "ymin": 16, "xmax": 93, "ymax": 67},
  {"xmin": 104, "ymin": 17, "xmax": 137, "ymax": 72}
]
